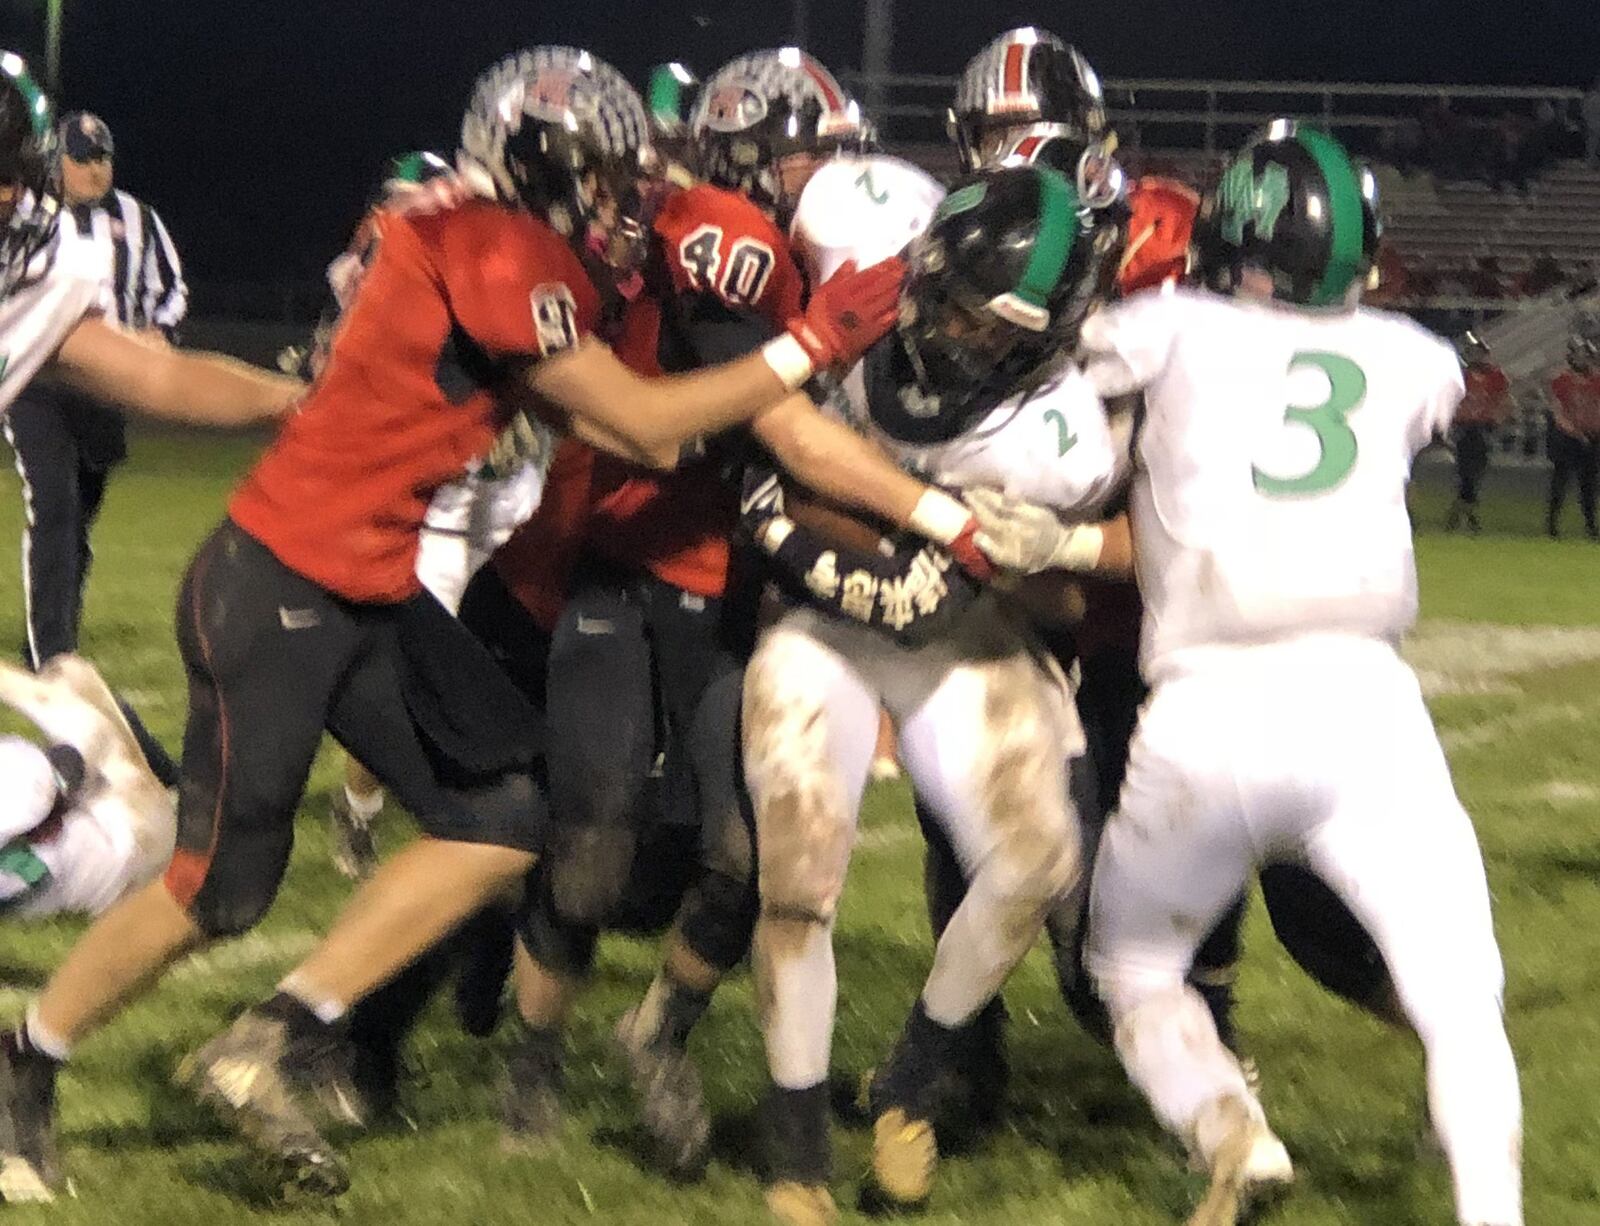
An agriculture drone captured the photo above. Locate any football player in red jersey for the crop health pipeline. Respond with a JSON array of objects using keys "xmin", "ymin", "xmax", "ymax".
[
  {"xmin": 1446, "ymin": 333, "xmax": 1512, "ymax": 534},
  {"xmin": 490, "ymin": 50, "xmax": 944, "ymax": 1175},
  {"xmin": 1548, "ymin": 334, "xmax": 1600, "ymax": 539},
  {"xmin": 0, "ymin": 46, "xmax": 961, "ymax": 1202}
]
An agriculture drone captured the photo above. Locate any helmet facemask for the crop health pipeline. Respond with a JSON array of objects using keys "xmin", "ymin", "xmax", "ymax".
[
  {"xmin": 461, "ymin": 48, "xmax": 654, "ymax": 282},
  {"xmin": 0, "ymin": 53, "xmax": 60, "ymax": 298},
  {"xmin": 691, "ymin": 50, "xmax": 863, "ymax": 224}
]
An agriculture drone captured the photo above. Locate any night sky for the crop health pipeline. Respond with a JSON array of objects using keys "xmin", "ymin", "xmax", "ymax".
[{"xmin": 3, "ymin": 0, "xmax": 1599, "ymax": 286}]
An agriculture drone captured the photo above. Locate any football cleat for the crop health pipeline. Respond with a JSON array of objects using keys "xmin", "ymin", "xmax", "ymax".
[
  {"xmin": 1186, "ymin": 1094, "xmax": 1294, "ymax": 1226},
  {"xmin": 499, "ymin": 1023, "xmax": 564, "ymax": 1152},
  {"xmin": 176, "ymin": 1011, "xmax": 350, "ymax": 1199},
  {"xmin": 765, "ymin": 1180, "xmax": 838, "ymax": 1226},
  {"xmin": 612, "ymin": 1005, "xmax": 710, "ymax": 1176},
  {"xmin": 0, "ymin": 1030, "xmax": 61, "ymax": 1203},
  {"xmin": 328, "ymin": 788, "xmax": 378, "ymax": 881},
  {"xmin": 871, "ymin": 1107, "xmax": 937, "ymax": 1207}
]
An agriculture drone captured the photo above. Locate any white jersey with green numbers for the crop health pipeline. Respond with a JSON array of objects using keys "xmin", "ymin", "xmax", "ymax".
[
  {"xmin": 793, "ymin": 154, "xmax": 1123, "ymax": 520},
  {"xmin": 0, "ymin": 230, "xmax": 109, "ymax": 414},
  {"xmin": 1081, "ymin": 286, "xmax": 1464, "ymax": 681}
]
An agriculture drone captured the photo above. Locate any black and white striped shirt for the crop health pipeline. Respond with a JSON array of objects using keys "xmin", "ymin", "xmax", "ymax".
[{"xmin": 64, "ymin": 189, "xmax": 187, "ymax": 333}]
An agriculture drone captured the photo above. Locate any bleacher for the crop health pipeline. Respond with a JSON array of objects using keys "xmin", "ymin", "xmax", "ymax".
[{"xmin": 1380, "ymin": 162, "xmax": 1600, "ymax": 289}]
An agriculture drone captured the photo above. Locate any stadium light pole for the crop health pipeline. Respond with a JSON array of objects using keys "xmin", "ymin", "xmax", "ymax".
[
  {"xmin": 44, "ymin": 0, "xmax": 63, "ymax": 92},
  {"xmin": 862, "ymin": 0, "xmax": 893, "ymax": 127}
]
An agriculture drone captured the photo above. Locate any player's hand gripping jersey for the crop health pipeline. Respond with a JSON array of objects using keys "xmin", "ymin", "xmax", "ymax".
[
  {"xmin": 1082, "ymin": 287, "xmax": 1464, "ymax": 680},
  {"xmin": 795, "ymin": 156, "xmax": 1123, "ymax": 521},
  {"xmin": 230, "ymin": 188, "xmax": 594, "ymax": 602},
  {"xmin": 0, "ymin": 229, "xmax": 111, "ymax": 414}
]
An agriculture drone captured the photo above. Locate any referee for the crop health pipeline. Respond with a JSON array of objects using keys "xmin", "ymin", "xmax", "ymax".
[{"xmin": 3, "ymin": 110, "xmax": 186, "ymax": 783}]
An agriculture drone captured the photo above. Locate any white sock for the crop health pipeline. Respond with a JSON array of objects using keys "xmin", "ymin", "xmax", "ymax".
[
  {"xmin": 23, "ymin": 1002, "xmax": 71, "ymax": 1062},
  {"xmin": 278, "ymin": 973, "xmax": 348, "ymax": 1024},
  {"xmin": 344, "ymin": 784, "xmax": 383, "ymax": 821},
  {"xmin": 754, "ymin": 915, "xmax": 837, "ymax": 1091}
]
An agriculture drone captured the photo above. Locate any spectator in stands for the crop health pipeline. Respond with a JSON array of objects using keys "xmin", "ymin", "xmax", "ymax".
[
  {"xmin": 1367, "ymin": 244, "xmax": 1411, "ymax": 304},
  {"xmin": 1520, "ymin": 249, "xmax": 1568, "ymax": 297},
  {"xmin": 1468, "ymin": 253, "xmax": 1507, "ymax": 299},
  {"xmin": 1446, "ymin": 334, "xmax": 1513, "ymax": 534},
  {"xmin": 1546, "ymin": 336, "xmax": 1600, "ymax": 540},
  {"xmin": 1583, "ymin": 76, "xmax": 1600, "ymax": 163}
]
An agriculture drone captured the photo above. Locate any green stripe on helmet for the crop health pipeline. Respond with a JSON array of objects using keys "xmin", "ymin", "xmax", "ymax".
[
  {"xmin": 1294, "ymin": 126, "xmax": 1365, "ymax": 307},
  {"xmin": 1015, "ymin": 165, "xmax": 1079, "ymax": 309},
  {"xmin": 647, "ymin": 65, "xmax": 685, "ymax": 123},
  {"xmin": 390, "ymin": 152, "xmax": 430, "ymax": 184},
  {"xmin": 1, "ymin": 55, "xmax": 51, "ymax": 138}
]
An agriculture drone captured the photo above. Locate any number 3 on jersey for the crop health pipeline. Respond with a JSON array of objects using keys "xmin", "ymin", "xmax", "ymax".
[
  {"xmin": 679, "ymin": 225, "xmax": 776, "ymax": 307},
  {"xmin": 1252, "ymin": 351, "xmax": 1367, "ymax": 497}
]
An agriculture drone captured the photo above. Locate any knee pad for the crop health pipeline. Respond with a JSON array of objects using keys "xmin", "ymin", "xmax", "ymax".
[
  {"xmin": 677, "ymin": 868, "xmax": 759, "ymax": 972},
  {"xmin": 547, "ymin": 821, "xmax": 639, "ymax": 927},
  {"xmin": 756, "ymin": 799, "xmax": 853, "ymax": 925},
  {"xmin": 518, "ymin": 871, "xmax": 599, "ymax": 979}
]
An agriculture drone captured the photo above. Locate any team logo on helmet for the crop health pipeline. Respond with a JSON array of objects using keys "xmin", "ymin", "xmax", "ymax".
[{"xmin": 703, "ymin": 84, "xmax": 768, "ymax": 133}]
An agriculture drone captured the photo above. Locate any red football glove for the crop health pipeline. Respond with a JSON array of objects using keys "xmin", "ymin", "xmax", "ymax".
[
  {"xmin": 945, "ymin": 514, "xmax": 997, "ymax": 583},
  {"xmin": 787, "ymin": 257, "xmax": 907, "ymax": 373}
]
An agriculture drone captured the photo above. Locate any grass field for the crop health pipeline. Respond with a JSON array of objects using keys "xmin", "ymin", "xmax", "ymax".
[{"xmin": 1, "ymin": 431, "xmax": 1598, "ymax": 1225}]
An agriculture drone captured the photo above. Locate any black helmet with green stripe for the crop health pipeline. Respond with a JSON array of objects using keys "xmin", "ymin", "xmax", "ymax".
[
  {"xmin": 0, "ymin": 52, "xmax": 60, "ymax": 297},
  {"xmin": 1196, "ymin": 120, "xmax": 1380, "ymax": 308},
  {"xmin": 880, "ymin": 164, "xmax": 1097, "ymax": 444}
]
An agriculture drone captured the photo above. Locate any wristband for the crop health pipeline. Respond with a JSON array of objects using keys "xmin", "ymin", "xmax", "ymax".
[
  {"xmin": 907, "ymin": 488, "xmax": 972, "ymax": 546},
  {"xmin": 1049, "ymin": 523, "xmax": 1106, "ymax": 572},
  {"xmin": 760, "ymin": 333, "xmax": 816, "ymax": 392}
]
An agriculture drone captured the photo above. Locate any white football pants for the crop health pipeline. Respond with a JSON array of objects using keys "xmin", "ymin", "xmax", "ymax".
[
  {"xmin": 1086, "ymin": 634, "xmax": 1521, "ymax": 1226},
  {"xmin": 745, "ymin": 599, "xmax": 1085, "ymax": 1091}
]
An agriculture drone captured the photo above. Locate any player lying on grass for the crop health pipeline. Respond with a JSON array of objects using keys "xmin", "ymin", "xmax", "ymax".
[
  {"xmin": 0, "ymin": 656, "xmax": 173, "ymax": 920},
  {"xmin": 970, "ymin": 121, "xmax": 1521, "ymax": 1226},
  {"xmin": 0, "ymin": 46, "xmax": 1004, "ymax": 1205}
]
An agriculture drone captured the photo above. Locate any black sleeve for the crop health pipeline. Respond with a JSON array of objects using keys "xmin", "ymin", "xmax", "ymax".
[
  {"xmin": 738, "ymin": 460, "xmax": 984, "ymax": 649},
  {"xmin": 671, "ymin": 294, "xmax": 781, "ymax": 368}
]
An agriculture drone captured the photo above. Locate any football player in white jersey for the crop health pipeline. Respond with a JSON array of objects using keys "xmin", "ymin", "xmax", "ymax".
[
  {"xmin": 743, "ymin": 158, "xmax": 1125, "ymax": 1225},
  {"xmin": 0, "ymin": 656, "xmax": 174, "ymax": 919},
  {"xmin": 0, "ymin": 54, "xmax": 297, "ymax": 426},
  {"xmin": 1043, "ymin": 123, "xmax": 1520, "ymax": 1226}
]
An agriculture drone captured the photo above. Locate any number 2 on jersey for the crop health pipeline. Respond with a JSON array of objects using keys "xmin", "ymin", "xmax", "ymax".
[{"xmin": 1252, "ymin": 351, "xmax": 1367, "ymax": 497}]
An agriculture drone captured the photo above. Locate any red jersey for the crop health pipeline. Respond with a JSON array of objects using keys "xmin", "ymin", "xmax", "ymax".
[
  {"xmin": 230, "ymin": 196, "xmax": 599, "ymax": 602},
  {"xmin": 490, "ymin": 439, "xmax": 598, "ymax": 633},
  {"xmin": 583, "ymin": 184, "xmax": 806, "ymax": 598},
  {"xmin": 1457, "ymin": 365, "xmax": 1511, "ymax": 428},
  {"xmin": 1118, "ymin": 176, "xmax": 1200, "ymax": 296},
  {"xmin": 1552, "ymin": 369, "xmax": 1600, "ymax": 438}
]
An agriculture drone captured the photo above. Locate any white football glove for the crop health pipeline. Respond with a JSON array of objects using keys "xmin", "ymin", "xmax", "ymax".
[{"xmin": 963, "ymin": 488, "xmax": 1105, "ymax": 575}]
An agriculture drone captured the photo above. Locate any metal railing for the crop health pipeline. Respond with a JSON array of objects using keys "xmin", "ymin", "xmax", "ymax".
[{"xmin": 841, "ymin": 72, "xmax": 1584, "ymax": 155}]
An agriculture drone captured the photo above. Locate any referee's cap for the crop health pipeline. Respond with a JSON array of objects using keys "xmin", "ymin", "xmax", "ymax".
[{"xmin": 60, "ymin": 110, "xmax": 112, "ymax": 161}]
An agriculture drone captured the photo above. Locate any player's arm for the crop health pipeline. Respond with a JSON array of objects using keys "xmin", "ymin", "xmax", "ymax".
[
  {"xmin": 51, "ymin": 316, "xmax": 301, "ymax": 426},
  {"xmin": 749, "ymin": 392, "xmax": 969, "ymax": 537},
  {"xmin": 739, "ymin": 462, "xmax": 986, "ymax": 646},
  {"xmin": 524, "ymin": 257, "xmax": 904, "ymax": 459}
]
